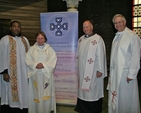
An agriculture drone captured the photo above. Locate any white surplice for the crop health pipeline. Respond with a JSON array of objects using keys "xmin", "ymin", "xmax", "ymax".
[
  {"xmin": 0, "ymin": 35, "xmax": 30, "ymax": 109},
  {"xmin": 77, "ymin": 34, "xmax": 107, "ymax": 101},
  {"xmin": 25, "ymin": 42, "xmax": 57, "ymax": 113},
  {"xmin": 107, "ymin": 27, "xmax": 141, "ymax": 113}
]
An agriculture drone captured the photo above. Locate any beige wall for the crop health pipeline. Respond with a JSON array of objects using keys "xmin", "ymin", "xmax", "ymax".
[{"xmin": 0, "ymin": 0, "xmax": 47, "ymax": 45}]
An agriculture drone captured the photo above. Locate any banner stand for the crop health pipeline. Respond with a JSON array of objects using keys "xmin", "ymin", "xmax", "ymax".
[{"xmin": 40, "ymin": 12, "xmax": 78, "ymax": 105}]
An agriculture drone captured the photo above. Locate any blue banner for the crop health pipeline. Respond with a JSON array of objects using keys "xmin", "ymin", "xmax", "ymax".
[{"xmin": 40, "ymin": 12, "xmax": 78, "ymax": 105}]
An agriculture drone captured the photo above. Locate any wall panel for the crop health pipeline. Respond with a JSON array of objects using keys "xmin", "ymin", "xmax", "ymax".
[{"xmin": 0, "ymin": 0, "xmax": 47, "ymax": 45}]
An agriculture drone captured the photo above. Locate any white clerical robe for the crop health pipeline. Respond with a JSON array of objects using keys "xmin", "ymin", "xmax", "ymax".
[
  {"xmin": 0, "ymin": 35, "xmax": 30, "ymax": 109},
  {"xmin": 77, "ymin": 34, "xmax": 107, "ymax": 101},
  {"xmin": 107, "ymin": 27, "xmax": 141, "ymax": 113},
  {"xmin": 25, "ymin": 42, "xmax": 57, "ymax": 113}
]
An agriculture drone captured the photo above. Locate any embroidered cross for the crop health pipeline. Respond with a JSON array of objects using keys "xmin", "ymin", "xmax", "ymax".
[
  {"xmin": 44, "ymin": 83, "xmax": 49, "ymax": 89},
  {"xmin": 84, "ymin": 76, "xmax": 90, "ymax": 82},
  {"xmin": 91, "ymin": 40, "xmax": 97, "ymax": 45},
  {"xmin": 88, "ymin": 58, "xmax": 93, "ymax": 64},
  {"xmin": 111, "ymin": 91, "xmax": 117, "ymax": 103}
]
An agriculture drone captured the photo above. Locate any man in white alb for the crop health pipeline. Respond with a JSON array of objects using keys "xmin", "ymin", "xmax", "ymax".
[
  {"xmin": 107, "ymin": 14, "xmax": 141, "ymax": 113},
  {"xmin": 74, "ymin": 20, "xmax": 107, "ymax": 113},
  {"xmin": 0, "ymin": 21, "xmax": 30, "ymax": 113}
]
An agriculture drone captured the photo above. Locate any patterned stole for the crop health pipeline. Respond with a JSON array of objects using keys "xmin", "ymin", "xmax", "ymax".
[
  {"xmin": 9, "ymin": 36, "xmax": 28, "ymax": 102},
  {"xmin": 21, "ymin": 36, "xmax": 28, "ymax": 52}
]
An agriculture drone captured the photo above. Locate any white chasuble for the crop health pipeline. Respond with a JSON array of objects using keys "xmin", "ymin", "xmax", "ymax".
[
  {"xmin": 26, "ymin": 43, "xmax": 57, "ymax": 113},
  {"xmin": 107, "ymin": 27, "xmax": 141, "ymax": 113},
  {"xmin": 77, "ymin": 34, "xmax": 107, "ymax": 101}
]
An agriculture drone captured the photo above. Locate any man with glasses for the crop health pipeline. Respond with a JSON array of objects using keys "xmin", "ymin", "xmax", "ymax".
[{"xmin": 107, "ymin": 14, "xmax": 141, "ymax": 113}]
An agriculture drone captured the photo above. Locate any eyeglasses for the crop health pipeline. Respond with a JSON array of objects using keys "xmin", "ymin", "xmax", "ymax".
[{"xmin": 114, "ymin": 20, "xmax": 124, "ymax": 25}]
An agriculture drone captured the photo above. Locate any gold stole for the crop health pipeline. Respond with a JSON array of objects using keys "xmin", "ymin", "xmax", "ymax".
[
  {"xmin": 21, "ymin": 36, "xmax": 28, "ymax": 52},
  {"xmin": 9, "ymin": 36, "xmax": 28, "ymax": 102}
]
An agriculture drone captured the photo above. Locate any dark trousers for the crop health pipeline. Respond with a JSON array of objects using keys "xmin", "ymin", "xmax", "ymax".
[
  {"xmin": 74, "ymin": 98, "xmax": 103, "ymax": 113},
  {"xmin": 1, "ymin": 105, "xmax": 28, "ymax": 113}
]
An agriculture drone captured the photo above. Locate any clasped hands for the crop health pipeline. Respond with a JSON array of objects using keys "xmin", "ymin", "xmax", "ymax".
[{"xmin": 36, "ymin": 63, "xmax": 44, "ymax": 69}]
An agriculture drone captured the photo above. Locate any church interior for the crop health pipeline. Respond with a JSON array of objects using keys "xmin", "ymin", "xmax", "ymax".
[{"xmin": 0, "ymin": 0, "xmax": 141, "ymax": 113}]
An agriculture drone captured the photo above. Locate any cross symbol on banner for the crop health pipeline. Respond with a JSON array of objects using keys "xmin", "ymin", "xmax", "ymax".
[
  {"xmin": 111, "ymin": 91, "xmax": 117, "ymax": 103},
  {"xmin": 50, "ymin": 17, "xmax": 68, "ymax": 36},
  {"xmin": 84, "ymin": 76, "xmax": 90, "ymax": 82},
  {"xmin": 88, "ymin": 58, "xmax": 93, "ymax": 64},
  {"xmin": 91, "ymin": 40, "xmax": 97, "ymax": 45}
]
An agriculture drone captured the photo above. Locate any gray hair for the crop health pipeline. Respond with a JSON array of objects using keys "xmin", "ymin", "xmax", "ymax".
[{"xmin": 112, "ymin": 14, "xmax": 126, "ymax": 23}]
